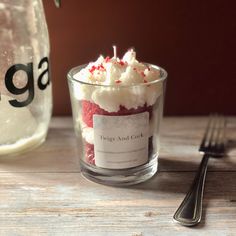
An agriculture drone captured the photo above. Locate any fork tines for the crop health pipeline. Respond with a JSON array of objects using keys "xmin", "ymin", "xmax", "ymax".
[{"xmin": 199, "ymin": 114, "xmax": 226, "ymax": 156}]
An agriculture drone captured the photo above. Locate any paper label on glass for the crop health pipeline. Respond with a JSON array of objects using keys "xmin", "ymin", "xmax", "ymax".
[{"xmin": 93, "ymin": 112, "xmax": 149, "ymax": 169}]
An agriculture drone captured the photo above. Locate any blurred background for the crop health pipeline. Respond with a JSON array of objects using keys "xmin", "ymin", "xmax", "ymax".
[{"xmin": 43, "ymin": 0, "xmax": 236, "ymax": 116}]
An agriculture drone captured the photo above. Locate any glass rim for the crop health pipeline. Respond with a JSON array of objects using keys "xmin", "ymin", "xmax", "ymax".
[{"xmin": 67, "ymin": 63, "xmax": 167, "ymax": 88}]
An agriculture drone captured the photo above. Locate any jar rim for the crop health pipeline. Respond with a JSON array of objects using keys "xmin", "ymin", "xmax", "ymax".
[{"xmin": 67, "ymin": 63, "xmax": 167, "ymax": 88}]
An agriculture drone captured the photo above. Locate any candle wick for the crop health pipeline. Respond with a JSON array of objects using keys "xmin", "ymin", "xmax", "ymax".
[{"xmin": 113, "ymin": 45, "xmax": 117, "ymax": 59}]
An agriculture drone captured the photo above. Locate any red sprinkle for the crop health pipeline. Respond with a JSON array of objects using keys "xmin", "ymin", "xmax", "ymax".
[
  {"xmin": 141, "ymin": 71, "xmax": 146, "ymax": 77},
  {"xmin": 89, "ymin": 65, "xmax": 96, "ymax": 73},
  {"xmin": 119, "ymin": 60, "xmax": 125, "ymax": 66},
  {"xmin": 89, "ymin": 64, "xmax": 106, "ymax": 74},
  {"xmin": 115, "ymin": 80, "xmax": 122, "ymax": 84},
  {"xmin": 105, "ymin": 56, "xmax": 110, "ymax": 63},
  {"xmin": 97, "ymin": 64, "xmax": 106, "ymax": 71},
  {"xmin": 133, "ymin": 67, "xmax": 137, "ymax": 71},
  {"xmin": 143, "ymin": 79, "xmax": 148, "ymax": 83}
]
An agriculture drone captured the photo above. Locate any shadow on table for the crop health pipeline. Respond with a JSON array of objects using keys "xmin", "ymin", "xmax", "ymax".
[
  {"xmin": 129, "ymin": 140, "xmax": 236, "ymax": 228},
  {"xmin": 131, "ymin": 146, "xmax": 236, "ymax": 193}
]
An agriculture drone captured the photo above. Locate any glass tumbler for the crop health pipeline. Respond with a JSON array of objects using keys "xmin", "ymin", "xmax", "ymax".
[{"xmin": 68, "ymin": 64, "xmax": 167, "ymax": 185}]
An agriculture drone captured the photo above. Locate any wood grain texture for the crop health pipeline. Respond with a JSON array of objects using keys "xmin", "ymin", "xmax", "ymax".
[{"xmin": 0, "ymin": 117, "xmax": 235, "ymax": 236}]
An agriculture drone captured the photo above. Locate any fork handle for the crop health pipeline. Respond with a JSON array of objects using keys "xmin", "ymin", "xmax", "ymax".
[{"xmin": 173, "ymin": 154, "xmax": 209, "ymax": 226}]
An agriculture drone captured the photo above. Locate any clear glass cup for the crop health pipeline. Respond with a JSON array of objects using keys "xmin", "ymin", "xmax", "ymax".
[
  {"xmin": 0, "ymin": 0, "xmax": 52, "ymax": 155},
  {"xmin": 68, "ymin": 64, "xmax": 167, "ymax": 186}
]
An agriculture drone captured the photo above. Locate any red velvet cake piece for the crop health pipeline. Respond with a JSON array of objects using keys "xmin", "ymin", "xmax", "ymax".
[{"xmin": 82, "ymin": 100, "xmax": 152, "ymax": 128}]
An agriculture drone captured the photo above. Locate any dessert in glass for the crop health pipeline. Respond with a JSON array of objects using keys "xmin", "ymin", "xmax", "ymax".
[{"xmin": 67, "ymin": 47, "xmax": 167, "ymax": 185}]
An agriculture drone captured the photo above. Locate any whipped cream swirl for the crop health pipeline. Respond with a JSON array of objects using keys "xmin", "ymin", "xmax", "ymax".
[{"xmin": 73, "ymin": 49, "xmax": 163, "ymax": 112}]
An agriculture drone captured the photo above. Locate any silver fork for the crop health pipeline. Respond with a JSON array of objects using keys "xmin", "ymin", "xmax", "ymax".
[{"xmin": 173, "ymin": 114, "xmax": 226, "ymax": 226}]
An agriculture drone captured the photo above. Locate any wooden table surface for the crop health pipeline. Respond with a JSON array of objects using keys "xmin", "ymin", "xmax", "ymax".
[{"xmin": 0, "ymin": 117, "xmax": 236, "ymax": 236}]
